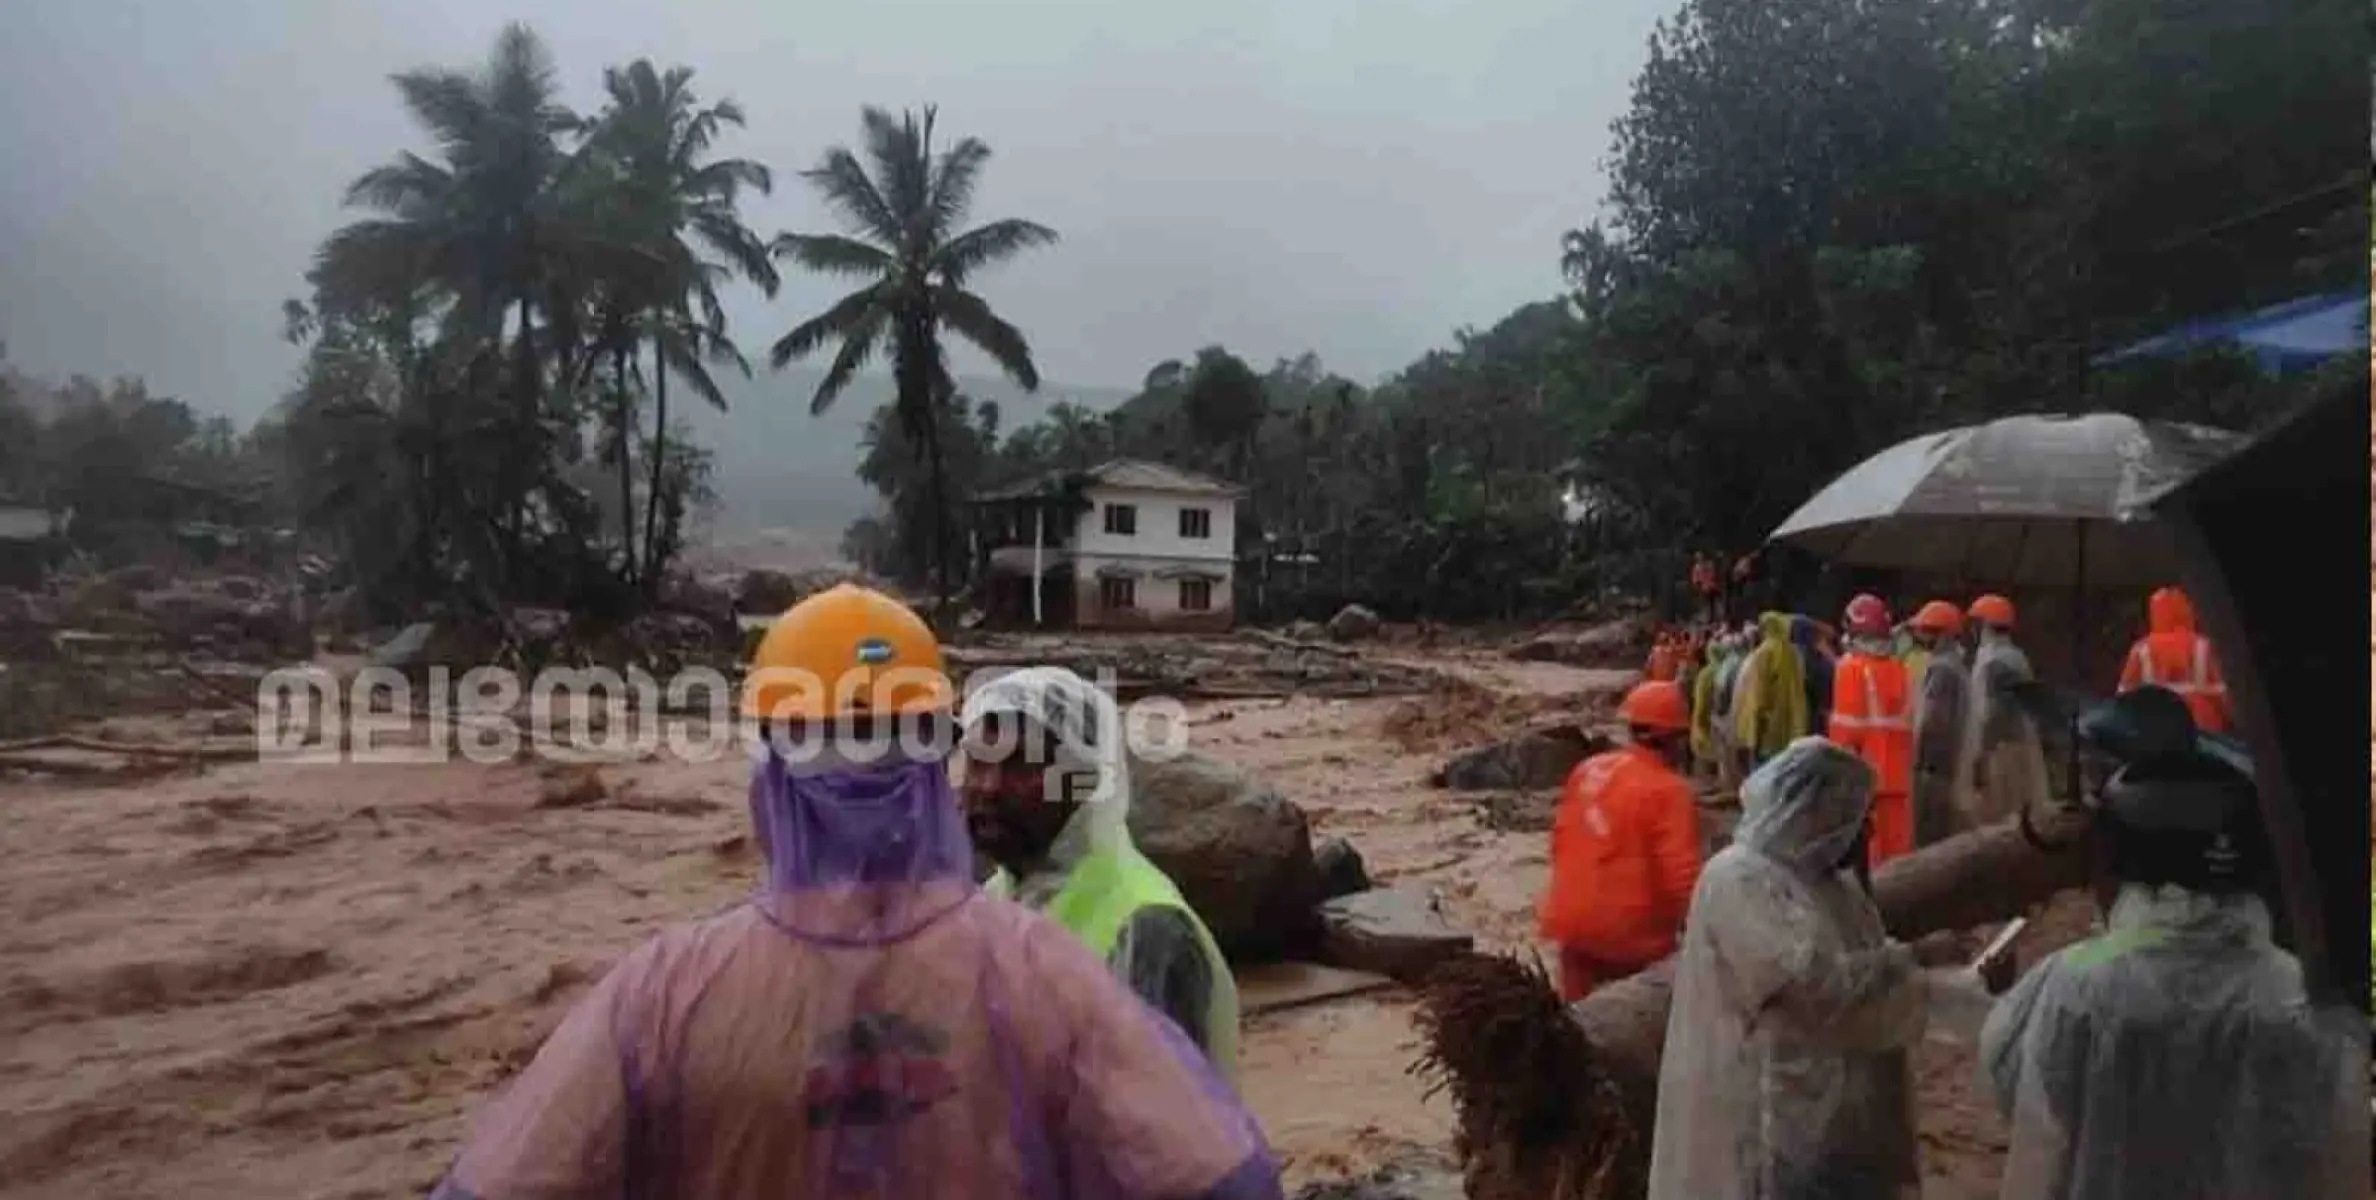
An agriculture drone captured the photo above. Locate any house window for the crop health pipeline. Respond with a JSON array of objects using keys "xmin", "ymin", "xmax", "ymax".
[
  {"xmin": 1099, "ymin": 576, "xmax": 1137, "ymax": 610},
  {"xmin": 1178, "ymin": 507, "xmax": 1212, "ymax": 539},
  {"xmin": 1178, "ymin": 578, "xmax": 1213, "ymax": 612},
  {"xmin": 1103, "ymin": 503, "xmax": 1137, "ymax": 536}
]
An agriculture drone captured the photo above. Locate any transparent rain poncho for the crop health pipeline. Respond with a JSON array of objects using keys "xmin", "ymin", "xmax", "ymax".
[
  {"xmin": 1910, "ymin": 641, "xmax": 1969, "ymax": 847},
  {"xmin": 963, "ymin": 668, "xmax": 1235, "ymax": 1067},
  {"xmin": 1958, "ymin": 628, "xmax": 2050, "ymax": 827},
  {"xmin": 1646, "ymin": 736, "xmax": 1930, "ymax": 1200},
  {"xmin": 430, "ymin": 724, "xmax": 1279, "ymax": 1200},
  {"xmin": 1980, "ymin": 883, "xmax": 2369, "ymax": 1199}
]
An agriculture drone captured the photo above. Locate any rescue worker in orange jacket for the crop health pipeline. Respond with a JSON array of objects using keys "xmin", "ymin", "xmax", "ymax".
[
  {"xmin": 1645, "ymin": 631, "xmax": 1683, "ymax": 683},
  {"xmin": 1538, "ymin": 680, "xmax": 1705, "ymax": 1002},
  {"xmin": 1829, "ymin": 593, "xmax": 1917, "ymax": 869},
  {"xmin": 2117, "ymin": 586, "xmax": 2233, "ymax": 734}
]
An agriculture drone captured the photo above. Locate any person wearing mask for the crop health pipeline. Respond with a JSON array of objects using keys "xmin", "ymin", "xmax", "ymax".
[
  {"xmin": 1959, "ymin": 593, "xmax": 2051, "ymax": 828},
  {"xmin": 1539, "ymin": 680, "xmax": 1705, "ymax": 1001},
  {"xmin": 1980, "ymin": 686, "xmax": 2363, "ymax": 1200},
  {"xmin": 1647, "ymin": 737, "xmax": 1997, "ymax": 1200},
  {"xmin": 1733, "ymin": 612, "xmax": 1811, "ymax": 770},
  {"xmin": 2116, "ymin": 586, "xmax": 2233, "ymax": 734},
  {"xmin": 1830, "ymin": 594, "xmax": 1916, "ymax": 868},
  {"xmin": 962, "ymin": 666, "xmax": 1240, "ymax": 1079},
  {"xmin": 430, "ymin": 587, "xmax": 1280, "ymax": 1200},
  {"xmin": 1904, "ymin": 601, "xmax": 1970, "ymax": 848}
]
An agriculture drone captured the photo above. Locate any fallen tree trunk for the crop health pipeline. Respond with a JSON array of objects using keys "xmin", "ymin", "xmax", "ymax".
[{"xmin": 1414, "ymin": 815, "xmax": 2090, "ymax": 1200}]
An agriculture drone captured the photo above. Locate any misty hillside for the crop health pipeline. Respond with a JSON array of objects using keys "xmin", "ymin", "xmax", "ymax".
[{"xmin": 680, "ymin": 367, "xmax": 1131, "ymax": 536}]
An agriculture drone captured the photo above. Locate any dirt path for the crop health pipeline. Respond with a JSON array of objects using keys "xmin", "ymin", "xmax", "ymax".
[{"xmin": 0, "ymin": 650, "xmax": 2054, "ymax": 1198}]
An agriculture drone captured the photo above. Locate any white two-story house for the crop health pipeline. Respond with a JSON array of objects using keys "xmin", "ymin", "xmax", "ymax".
[{"xmin": 971, "ymin": 459, "xmax": 1239, "ymax": 630}]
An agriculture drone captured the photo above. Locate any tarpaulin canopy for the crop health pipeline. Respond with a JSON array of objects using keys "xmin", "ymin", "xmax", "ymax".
[{"xmin": 2094, "ymin": 290, "xmax": 2369, "ymax": 375}]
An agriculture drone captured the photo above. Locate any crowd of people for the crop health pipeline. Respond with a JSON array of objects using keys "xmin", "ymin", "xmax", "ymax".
[
  {"xmin": 1542, "ymin": 585, "xmax": 2355, "ymax": 1198},
  {"xmin": 416, "ymin": 581, "xmax": 2350, "ymax": 1200}
]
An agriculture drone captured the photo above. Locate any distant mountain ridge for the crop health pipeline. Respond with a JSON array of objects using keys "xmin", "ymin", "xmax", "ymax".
[{"xmin": 681, "ymin": 367, "xmax": 1131, "ymax": 537}]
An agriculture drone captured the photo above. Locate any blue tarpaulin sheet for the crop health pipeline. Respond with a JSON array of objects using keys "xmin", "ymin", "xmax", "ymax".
[{"xmin": 2094, "ymin": 290, "xmax": 2368, "ymax": 374}]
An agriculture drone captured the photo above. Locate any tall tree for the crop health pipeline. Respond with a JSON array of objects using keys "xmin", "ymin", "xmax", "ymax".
[
  {"xmin": 582, "ymin": 59, "xmax": 778, "ymax": 590},
  {"xmin": 769, "ymin": 104, "xmax": 1058, "ymax": 613}
]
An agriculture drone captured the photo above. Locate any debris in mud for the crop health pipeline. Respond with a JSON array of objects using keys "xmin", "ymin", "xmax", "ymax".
[
  {"xmin": 1318, "ymin": 886, "xmax": 1475, "ymax": 979},
  {"xmin": 1383, "ymin": 685, "xmax": 1568, "ymax": 753},
  {"xmin": 946, "ymin": 631, "xmax": 1452, "ymax": 700},
  {"xmin": 534, "ymin": 764, "xmax": 609, "ymax": 809},
  {"xmin": 1433, "ymin": 725, "xmax": 1610, "ymax": 791},
  {"xmin": 1469, "ymin": 790, "xmax": 1559, "ymax": 833},
  {"xmin": 1289, "ymin": 1152, "xmax": 1467, "ymax": 1200},
  {"xmin": 1505, "ymin": 616, "xmax": 1652, "ymax": 670}
]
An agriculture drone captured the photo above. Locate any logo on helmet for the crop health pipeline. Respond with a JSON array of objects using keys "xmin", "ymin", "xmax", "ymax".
[{"xmin": 855, "ymin": 637, "xmax": 896, "ymax": 665}]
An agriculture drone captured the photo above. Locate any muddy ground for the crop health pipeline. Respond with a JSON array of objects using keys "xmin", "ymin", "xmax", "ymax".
[{"xmin": 0, "ymin": 639, "xmax": 2065, "ymax": 1198}]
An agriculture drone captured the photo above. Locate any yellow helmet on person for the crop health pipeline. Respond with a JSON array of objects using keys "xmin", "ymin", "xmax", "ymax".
[{"xmin": 741, "ymin": 583, "xmax": 954, "ymax": 722}]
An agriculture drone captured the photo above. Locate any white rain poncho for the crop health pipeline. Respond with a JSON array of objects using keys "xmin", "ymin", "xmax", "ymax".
[
  {"xmin": 1980, "ymin": 883, "xmax": 2369, "ymax": 1200},
  {"xmin": 1958, "ymin": 628, "xmax": 2051, "ymax": 827},
  {"xmin": 963, "ymin": 668, "xmax": 1236, "ymax": 1067},
  {"xmin": 1646, "ymin": 736, "xmax": 1929, "ymax": 1200}
]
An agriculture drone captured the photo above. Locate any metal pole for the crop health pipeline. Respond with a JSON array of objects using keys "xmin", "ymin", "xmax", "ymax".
[{"xmin": 1031, "ymin": 504, "xmax": 1045, "ymax": 627}]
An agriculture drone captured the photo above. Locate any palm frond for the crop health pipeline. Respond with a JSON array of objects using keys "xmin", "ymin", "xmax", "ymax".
[
  {"xmin": 933, "ymin": 285, "xmax": 1040, "ymax": 390},
  {"xmin": 769, "ymin": 283, "xmax": 889, "ymax": 370},
  {"xmin": 925, "ymin": 137, "xmax": 992, "ymax": 243},
  {"xmin": 859, "ymin": 107, "xmax": 930, "ymax": 239},
  {"xmin": 810, "ymin": 310, "xmax": 889, "ymax": 415},
  {"xmin": 928, "ymin": 218, "xmax": 1058, "ymax": 285},
  {"xmin": 771, "ymin": 233, "xmax": 896, "ymax": 279},
  {"xmin": 659, "ymin": 330, "xmax": 732, "ymax": 411},
  {"xmin": 692, "ymin": 210, "xmax": 779, "ymax": 294},
  {"xmin": 344, "ymin": 153, "xmax": 455, "ymax": 214},
  {"xmin": 390, "ymin": 69, "xmax": 484, "ymax": 156},
  {"xmin": 800, "ymin": 147, "xmax": 901, "ymax": 244}
]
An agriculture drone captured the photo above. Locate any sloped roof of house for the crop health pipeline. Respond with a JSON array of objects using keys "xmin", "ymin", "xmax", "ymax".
[{"xmin": 976, "ymin": 458, "xmax": 1240, "ymax": 502}]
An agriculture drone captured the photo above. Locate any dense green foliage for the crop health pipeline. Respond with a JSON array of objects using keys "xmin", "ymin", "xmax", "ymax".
[{"xmin": 842, "ymin": 0, "xmax": 2363, "ymax": 622}]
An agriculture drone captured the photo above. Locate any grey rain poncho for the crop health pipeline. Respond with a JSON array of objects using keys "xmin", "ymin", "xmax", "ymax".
[
  {"xmin": 1646, "ymin": 736, "xmax": 1934, "ymax": 1200},
  {"xmin": 1959, "ymin": 628, "xmax": 2051, "ymax": 827},
  {"xmin": 1911, "ymin": 640, "xmax": 1970, "ymax": 847},
  {"xmin": 1980, "ymin": 883, "xmax": 2369, "ymax": 1199}
]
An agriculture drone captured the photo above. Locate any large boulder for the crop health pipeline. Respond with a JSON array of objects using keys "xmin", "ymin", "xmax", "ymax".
[
  {"xmin": 1433, "ymin": 724, "xmax": 1610, "ymax": 791},
  {"xmin": 1506, "ymin": 616, "xmax": 1652, "ymax": 668},
  {"xmin": 1326, "ymin": 604, "xmax": 1382, "ymax": 643},
  {"xmin": 1317, "ymin": 886, "xmax": 1474, "ymax": 979},
  {"xmin": 1314, "ymin": 837, "xmax": 1371, "ymax": 900},
  {"xmin": 1128, "ymin": 749, "xmax": 1325, "ymax": 962}
]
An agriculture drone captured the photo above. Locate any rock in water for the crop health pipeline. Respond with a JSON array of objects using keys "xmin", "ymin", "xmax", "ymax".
[
  {"xmin": 1314, "ymin": 837, "xmax": 1371, "ymax": 900},
  {"xmin": 1435, "ymin": 725, "xmax": 1609, "ymax": 791},
  {"xmin": 1318, "ymin": 886, "xmax": 1474, "ymax": 979},
  {"xmin": 369, "ymin": 622, "xmax": 437, "ymax": 669},
  {"xmin": 1128, "ymin": 750, "xmax": 1324, "ymax": 961},
  {"xmin": 1326, "ymin": 603, "xmax": 1382, "ymax": 642}
]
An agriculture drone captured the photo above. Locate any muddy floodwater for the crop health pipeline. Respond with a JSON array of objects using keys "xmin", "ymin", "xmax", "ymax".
[{"xmin": 0, "ymin": 645, "xmax": 2056, "ymax": 1198}]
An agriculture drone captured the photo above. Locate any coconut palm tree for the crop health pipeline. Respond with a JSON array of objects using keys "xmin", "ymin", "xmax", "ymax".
[
  {"xmin": 769, "ymin": 105, "xmax": 1058, "ymax": 611},
  {"xmin": 582, "ymin": 59, "xmax": 778, "ymax": 588}
]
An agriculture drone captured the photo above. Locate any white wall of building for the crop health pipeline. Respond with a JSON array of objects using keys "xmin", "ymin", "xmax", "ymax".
[{"xmin": 1071, "ymin": 486, "xmax": 1236, "ymax": 563}]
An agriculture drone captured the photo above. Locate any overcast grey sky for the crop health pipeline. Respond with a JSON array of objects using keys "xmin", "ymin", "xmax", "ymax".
[{"xmin": 0, "ymin": 0, "xmax": 1669, "ymax": 423}]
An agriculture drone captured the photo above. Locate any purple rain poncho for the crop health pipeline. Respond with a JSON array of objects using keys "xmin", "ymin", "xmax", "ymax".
[{"xmin": 429, "ymin": 745, "xmax": 1280, "ymax": 1200}]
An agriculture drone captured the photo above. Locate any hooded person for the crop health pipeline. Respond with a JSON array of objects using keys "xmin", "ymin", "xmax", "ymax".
[
  {"xmin": 430, "ymin": 587, "xmax": 1280, "ymax": 1200},
  {"xmin": 962, "ymin": 666, "xmax": 1240, "ymax": 1080},
  {"xmin": 1958, "ymin": 594, "xmax": 2052, "ymax": 828},
  {"xmin": 1904, "ymin": 601, "xmax": 1970, "ymax": 848},
  {"xmin": 1647, "ymin": 736, "xmax": 1993, "ymax": 1200},
  {"xmin": 1689, "ymin": 636, "xmax": 1734, "ymax": 775},
  {"xmin": 1791, "ymin": 615, "xmax": 1837, "ymax": 720},
  {"xmin": 1979, "ymin": 686, "xmax": 2364, "ymax": 1200},
  {"xmin": 2117, "ymin": 586, "xmax": 2233, "ymax": 735},
  {"xmin": 1732, "ymin": 612, "xmax": 1811, "ymax": 770}
]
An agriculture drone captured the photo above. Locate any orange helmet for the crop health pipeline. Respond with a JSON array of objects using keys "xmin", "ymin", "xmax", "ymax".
[
  {"xmin": 1909, "ymin": 600, "xmax": 1965, "ymax": 637},
  {"xmin": 1617, "ymin": 680, "xmax": 1691, "ymax": 735},
  {"xmin": 1968, "ymin": 594, "xmax": 2016, "ymax": 629},
  {"xmin": 1843, "ymin": 593, "xmax": 1891, "ymax": 637},
  {"xmin": 741, "ymin": 584, "xmax": 955, "ymax": 721}
]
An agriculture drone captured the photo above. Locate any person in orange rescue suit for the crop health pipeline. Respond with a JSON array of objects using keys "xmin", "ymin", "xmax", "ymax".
[
  {"xmin": 1645, "ymin": 630, "xmax": 1684, "ymax": 683},
  {"xmin": 1538, "ymin": 680, "xmax": 1706, "ymax": 1002},
  {"xmin": 1829, "ymin": 593, "xmax": 1916, "ymax": 869},
  {"xmin": 2116, "ymin": 586, "xmax": 2233, "ymax": 735}
]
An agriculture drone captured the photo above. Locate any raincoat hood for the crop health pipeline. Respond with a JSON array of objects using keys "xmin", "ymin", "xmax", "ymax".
[
  {"xmin": 744, "ymin": 742, "xmax": 978, "ymax": 945},
  {"xmin": 1734, "ymin": 736, "xmax": 1876, "ymax": 877},
  {"xmin": 2147, "ymin": 587, "xmax": 2197, "ymax": 636},
  {"xmin": 962, "ymin": 666, "xmax": 1135, "ymax": 877},
  {"xmin": 1758, "ymin": 611, "xmax": 1792, "ymax": 645}
]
